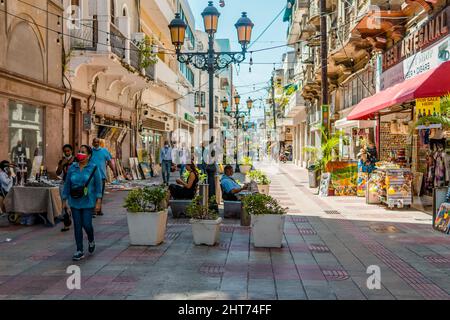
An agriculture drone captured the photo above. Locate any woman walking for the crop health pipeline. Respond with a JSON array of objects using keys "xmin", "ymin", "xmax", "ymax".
[
  {"xmin": 57, "ymin": 144, "xmax": 75, "ymax": 232},
  {"xmin": 62, "ymin": 145, "xmax": 103, "ymax": 261}
]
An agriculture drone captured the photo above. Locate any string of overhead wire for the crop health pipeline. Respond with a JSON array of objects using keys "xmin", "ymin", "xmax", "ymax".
[{"xmin": 14, "ymin": 0, "xmax": 175, "ymax": 54}]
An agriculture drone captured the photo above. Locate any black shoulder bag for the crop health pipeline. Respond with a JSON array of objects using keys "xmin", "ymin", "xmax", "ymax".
[{"xmin": 70, "ymin": 166, "xmax": 97, "ymax": 199}]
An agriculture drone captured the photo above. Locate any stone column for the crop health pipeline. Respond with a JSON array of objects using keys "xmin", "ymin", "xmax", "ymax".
[{"xmin": 96, "ymin": 0, "xmax": 111, "ymax": 53}]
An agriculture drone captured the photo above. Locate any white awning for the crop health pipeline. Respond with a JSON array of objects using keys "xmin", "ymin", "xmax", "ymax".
[{"xmin": 335, "ymin": 118, "xmax": 376, "ymax": 130}]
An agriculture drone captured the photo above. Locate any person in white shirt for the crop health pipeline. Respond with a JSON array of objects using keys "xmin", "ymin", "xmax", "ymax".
[{"xmin": 0, "ymin": 160, "xmax": 14, "ymax": 213}]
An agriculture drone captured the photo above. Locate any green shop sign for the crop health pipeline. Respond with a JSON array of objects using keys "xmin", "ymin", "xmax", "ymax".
[{"xmin": 184, "ymin": 113, "xmax": 196, "ymax": 124}]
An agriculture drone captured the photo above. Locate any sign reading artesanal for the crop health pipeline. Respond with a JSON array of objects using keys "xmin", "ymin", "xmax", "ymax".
[{"xmin": 383, "ymin": 7, "xmax": 450, "ymax": 71}]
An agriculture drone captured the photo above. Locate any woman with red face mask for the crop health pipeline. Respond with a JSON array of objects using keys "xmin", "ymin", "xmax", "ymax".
[{"xmin": 62, "ymin": 145, "xmax": 103, "ymax": 261}]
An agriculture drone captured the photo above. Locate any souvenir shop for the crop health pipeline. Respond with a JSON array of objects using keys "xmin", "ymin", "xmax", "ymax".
[{"xmin": 347, "ymin": 61, "xmax": 450, "ymax": 211}]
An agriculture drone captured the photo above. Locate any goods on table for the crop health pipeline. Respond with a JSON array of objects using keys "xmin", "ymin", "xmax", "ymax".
[
  {"xmin": 371, "ymin": 168, "xmax": 413, "ymax": 209},
  {"xmin": 375, "ymin": 162, "xmax": 400, "ymax": 170},
  {"xmin": 24, "ymin": 181, "xmax": 55, "ymax": 188},
  {"xmin": 326, "ymin": 161, "xmax": 358, "ymax": 196}
]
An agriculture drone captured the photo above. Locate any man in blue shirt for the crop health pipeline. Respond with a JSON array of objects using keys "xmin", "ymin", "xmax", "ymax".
[
  {"xmin": 160, "ymin": 141, "xmax": 173, "ymax": 186},
  {"xmin": 91, "ymin": 138, "xmax": 116, "ymax": 216},
  {"xmin": 221, "ymin": 165, "xmax": 248, "ymax": 201}
]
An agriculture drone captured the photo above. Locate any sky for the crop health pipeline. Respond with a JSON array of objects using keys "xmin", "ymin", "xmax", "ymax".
[{"xmin": 189, "ymin": 0, "xmax": 291, "ymax": 122}]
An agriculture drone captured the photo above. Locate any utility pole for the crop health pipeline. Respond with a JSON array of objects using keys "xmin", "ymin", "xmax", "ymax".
[
  {"xmin": 320, "ymin": 0, "xmax": 329, "ymax": 137},
  {"xmin": 271, "ymin": 74, "xmax": 277, "ymax": 161}
]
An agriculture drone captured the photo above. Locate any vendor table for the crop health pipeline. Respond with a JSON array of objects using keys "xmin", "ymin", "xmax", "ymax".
[{"xmin": 4, "ymin": 186, "xmax": 62, "ymax": 226}]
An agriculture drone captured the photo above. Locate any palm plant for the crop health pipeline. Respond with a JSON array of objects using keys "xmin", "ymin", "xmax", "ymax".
[
  {"xmin": 415, "ymin": 93, "xmax": 450, "ymax": 129},
  {"xmin": 303, "ymin": 126, "xmax": 346, "ymax": 173}
]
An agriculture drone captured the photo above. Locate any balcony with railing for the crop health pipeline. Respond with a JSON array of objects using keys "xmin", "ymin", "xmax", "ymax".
[
  {"xmin": 130, "ymin": 41, "xmax": 140, "ymax": 70},
  {"xmin": 110, "ymin": 23, "xmax": 126, "ymax": 59},
  {"xmin": 70, "ymin": 19, "xmax": 98, "ymax": 50}
]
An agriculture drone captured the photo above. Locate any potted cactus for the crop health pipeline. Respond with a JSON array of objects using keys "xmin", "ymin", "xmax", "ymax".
[
  {"xmin": 239, "ymin": 156, "xmax": 253, "ymax": 174},
  {"xmin": 186, "ymin": 195, "xmax": 222, "ymax": 246},
  {"xmin": 124, "ymin": 186, "xmax": 168, "ymax": 246},
  {"xmin": 242, "ymin": 193, "xmax": 287, "ymax": 248},
  {"xmin": 248, "ymin": 170, "xmax": 271, "ymax": 195}
]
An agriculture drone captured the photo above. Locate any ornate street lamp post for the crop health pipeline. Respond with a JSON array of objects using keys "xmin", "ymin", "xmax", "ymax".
[
  {"xmin": 169, "ymin": 1, "xmax": 254, "ymax": 197},
  {"xmin": 221, "ymin": 95, "xmax": 251, "ymax": 173}
]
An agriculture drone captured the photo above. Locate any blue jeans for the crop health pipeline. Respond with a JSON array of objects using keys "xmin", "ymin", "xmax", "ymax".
[
  {"xmin": 71, "ymin": 208, "xmax": 94, "ymax": 252},
  {"xmin": 162, "ymin": 160, "xmax": 172, "ymax": 184},
  {"xmin": 179, "ymin": 164, "xmax": 186, "ymax": 178}
]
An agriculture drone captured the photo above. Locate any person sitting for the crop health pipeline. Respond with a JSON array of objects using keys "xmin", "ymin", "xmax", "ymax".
[
  {"xmin": 169, "ymin": 163, "xmax": 199, "ymax": 200},
  {"xmin": 221, "ymin": 165, "xmax": 248, "ymax": 201},
  {"xmin": 0, "ymin": 161, "xmax": 14, "ymax": 213}
]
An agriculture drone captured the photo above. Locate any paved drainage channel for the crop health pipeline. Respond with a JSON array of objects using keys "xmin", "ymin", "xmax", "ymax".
[{"xmin": 336, "ymin": 217, "xmax": 450, "ymax": 300}]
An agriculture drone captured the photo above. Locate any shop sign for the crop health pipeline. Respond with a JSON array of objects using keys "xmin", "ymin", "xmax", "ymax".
[
  {"xmin": 415, "ymin": 97, "xmax": 441, "ymax": 119},
  {"xmin": 322, "ymin": 104, "xmax": 329, "ymax": 129},
  {"xmin": 383, "ymin": 7, "xmax": 450, "ymax": 71},
  {"xmin": 83, "ymin": 113, "xmax": 92, "ymax": 131},
  {"xmin": 380, "ymin": 35, "xmax": 450, "ymax": 90},
  {"xmin": 184, "ymin": 113, "xmax": 196, "ymax": 124}
]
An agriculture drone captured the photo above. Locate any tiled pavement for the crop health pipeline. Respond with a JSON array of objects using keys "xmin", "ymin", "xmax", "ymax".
[{"xmin": 1, "ymin": 162, "xmax": 450, "ymax": 300}]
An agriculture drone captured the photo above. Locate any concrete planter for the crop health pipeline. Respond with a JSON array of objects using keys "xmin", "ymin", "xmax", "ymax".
[
  {"xmin": 190, "ymin": 218, "xmax": 222, "ymax": 246},
  {"xmin": 240, "ymin": 165, "xmax": 252, "ymax": 174},
  {"xmin": 257, "ymin": 184, "xmax": 270, "ymax": 195},
  {"xmin": 127, "ymin": 210, "xmax": 168, "ymax": 246},
  {"xmin": 251, "ymin": 214, "xmax": 286, "ymax": 248}
]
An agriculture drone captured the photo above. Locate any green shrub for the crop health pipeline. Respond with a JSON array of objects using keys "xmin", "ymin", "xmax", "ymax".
[
  {"xmin": 248, "ymin": 170, "xmax": 271, "ymax": 185},
  {"xmin": 124, "ymin": 186, "xmax": 168, "ymax": 213},
  {"xmin": 186, "ymin": 195, "xmax": 219, "ymax": 220},
  {"xmin": 242, "ymin": 193, "xmax": 287, "ymax": 215}
]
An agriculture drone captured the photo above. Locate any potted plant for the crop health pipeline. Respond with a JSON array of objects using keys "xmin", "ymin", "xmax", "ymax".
[
  {"xmin": 239, "ymin": 156, "xmax": 253, "ymax": 174},
  {"xmin": 242, "ymin": 193, "xmax": 287, "ymax": 248},
  {"xmin": 248, "ymin": 170, "xmax": 271, "ymax": 195},
  {"xmin": 123, "ymin": 186, "xmax": 168, "ymax": 246},
  {"xmin": 186, "ymin": 195, "xmax": 222, "ymax": 246}
]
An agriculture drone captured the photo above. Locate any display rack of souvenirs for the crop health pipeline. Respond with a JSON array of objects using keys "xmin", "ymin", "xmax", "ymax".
[
  {"xmin": 371, "ymin": 168, "xmax": 413, "ymax": 209},
  {"xmin": 435, "ymin": 203, "xmax": 450, "ymax": 234}
]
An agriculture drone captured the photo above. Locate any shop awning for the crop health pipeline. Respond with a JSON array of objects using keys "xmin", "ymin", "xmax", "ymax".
[
  {"xmin": 348, "ymin": 61, "xmax": 450, "ymax": 120},
  {"xmin": 335, "ymin": 118, "xmax": 376, "ymax": 130}
]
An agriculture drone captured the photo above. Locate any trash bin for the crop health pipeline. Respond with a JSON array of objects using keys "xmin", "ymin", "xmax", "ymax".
[{"xmin": 308, "ymin": 165, "xmax": 319, "ymax": 188}]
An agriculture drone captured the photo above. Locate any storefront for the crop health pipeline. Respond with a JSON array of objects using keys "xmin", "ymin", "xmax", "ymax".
[
  {"xmin": 0, "ymin": 82, "xmax": 65, "ymax": 180},
  {"xmin": 348, "ymin": 60, "xmax": 450, "ymax": 212}
]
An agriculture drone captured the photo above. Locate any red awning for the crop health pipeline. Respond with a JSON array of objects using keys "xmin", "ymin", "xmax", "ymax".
[{"xmin": 347, "ymin": 61, "xmax": 450, "ymax": 120}]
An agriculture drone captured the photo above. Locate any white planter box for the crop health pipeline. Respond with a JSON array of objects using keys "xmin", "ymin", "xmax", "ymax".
[
  {"xmin": 240, "ymin": 165, "xmax": 251, "ymax": 174},
  {"xmin": 257, "ymin": 184, "xmax": 270, "ymax": 195},
  {"xmin": 251, "ymin": 214, "xmax": 286, "ymax": 248},
  {"xmin": 190, "ymin": 218, "xmax": 222, "ymax": 246},
  {"xmin": 127, "ymin": 210, "xmax": 168, "ymax": 246}
]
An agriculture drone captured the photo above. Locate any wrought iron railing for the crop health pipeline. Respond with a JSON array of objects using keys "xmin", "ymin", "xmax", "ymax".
[
  {"xmin": 110, "ymin": 23, "xmax": 126, "ymax": 59},
  {"xmin": 70, "ymin": 19, "xmax": 98, "ymax": 50},
  {"xmin": 130, "ymin": 41, "xmax": 140, "ymax": 70}
]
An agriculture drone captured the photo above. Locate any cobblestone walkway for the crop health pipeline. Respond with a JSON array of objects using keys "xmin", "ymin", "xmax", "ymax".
[{"xmin": 0, "ymin": 162, "xmax": 449, "ymax": 300}]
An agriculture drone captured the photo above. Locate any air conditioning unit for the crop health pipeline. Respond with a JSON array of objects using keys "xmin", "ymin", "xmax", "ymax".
[{"xmin": 132, "ymin": 32, "xmax": 145, "ymax": 43}]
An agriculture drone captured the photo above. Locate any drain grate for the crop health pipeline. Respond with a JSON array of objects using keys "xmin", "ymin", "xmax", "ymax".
[
  {"xmin": 220, "ymin": 226, "xmax": 235, "ymax": 233},
  {"xmin": 165, "ymin": 232, "xmax": 180, "ymax": 240},
  {"xmin": 199, "ymin": 263, "xmax": 224, "ymax": 277},
  {"xmin": 309, "ymin": 244, "xmax": 330, "ymax": 253},
  {"xmin": 423, "ymin": 255, "xmax": 450, "ymax": 266},
  {"xmin": 322, "ymin": 269, "xmax": 350, "ymax": 281},
  {"xmin": 298, "ymin": 228, "xmax": 317, "ymax": 235},
  {"xmin": 290, "ymin": 216, "xmax": 309, "ymax": 223},
  {"xmin": 324, "ymin": 210, "xmax": 341, "ymax": 215},
  {"xmin": 369, "ymin": 225, "xmax": 403, "ymax": 233}
]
